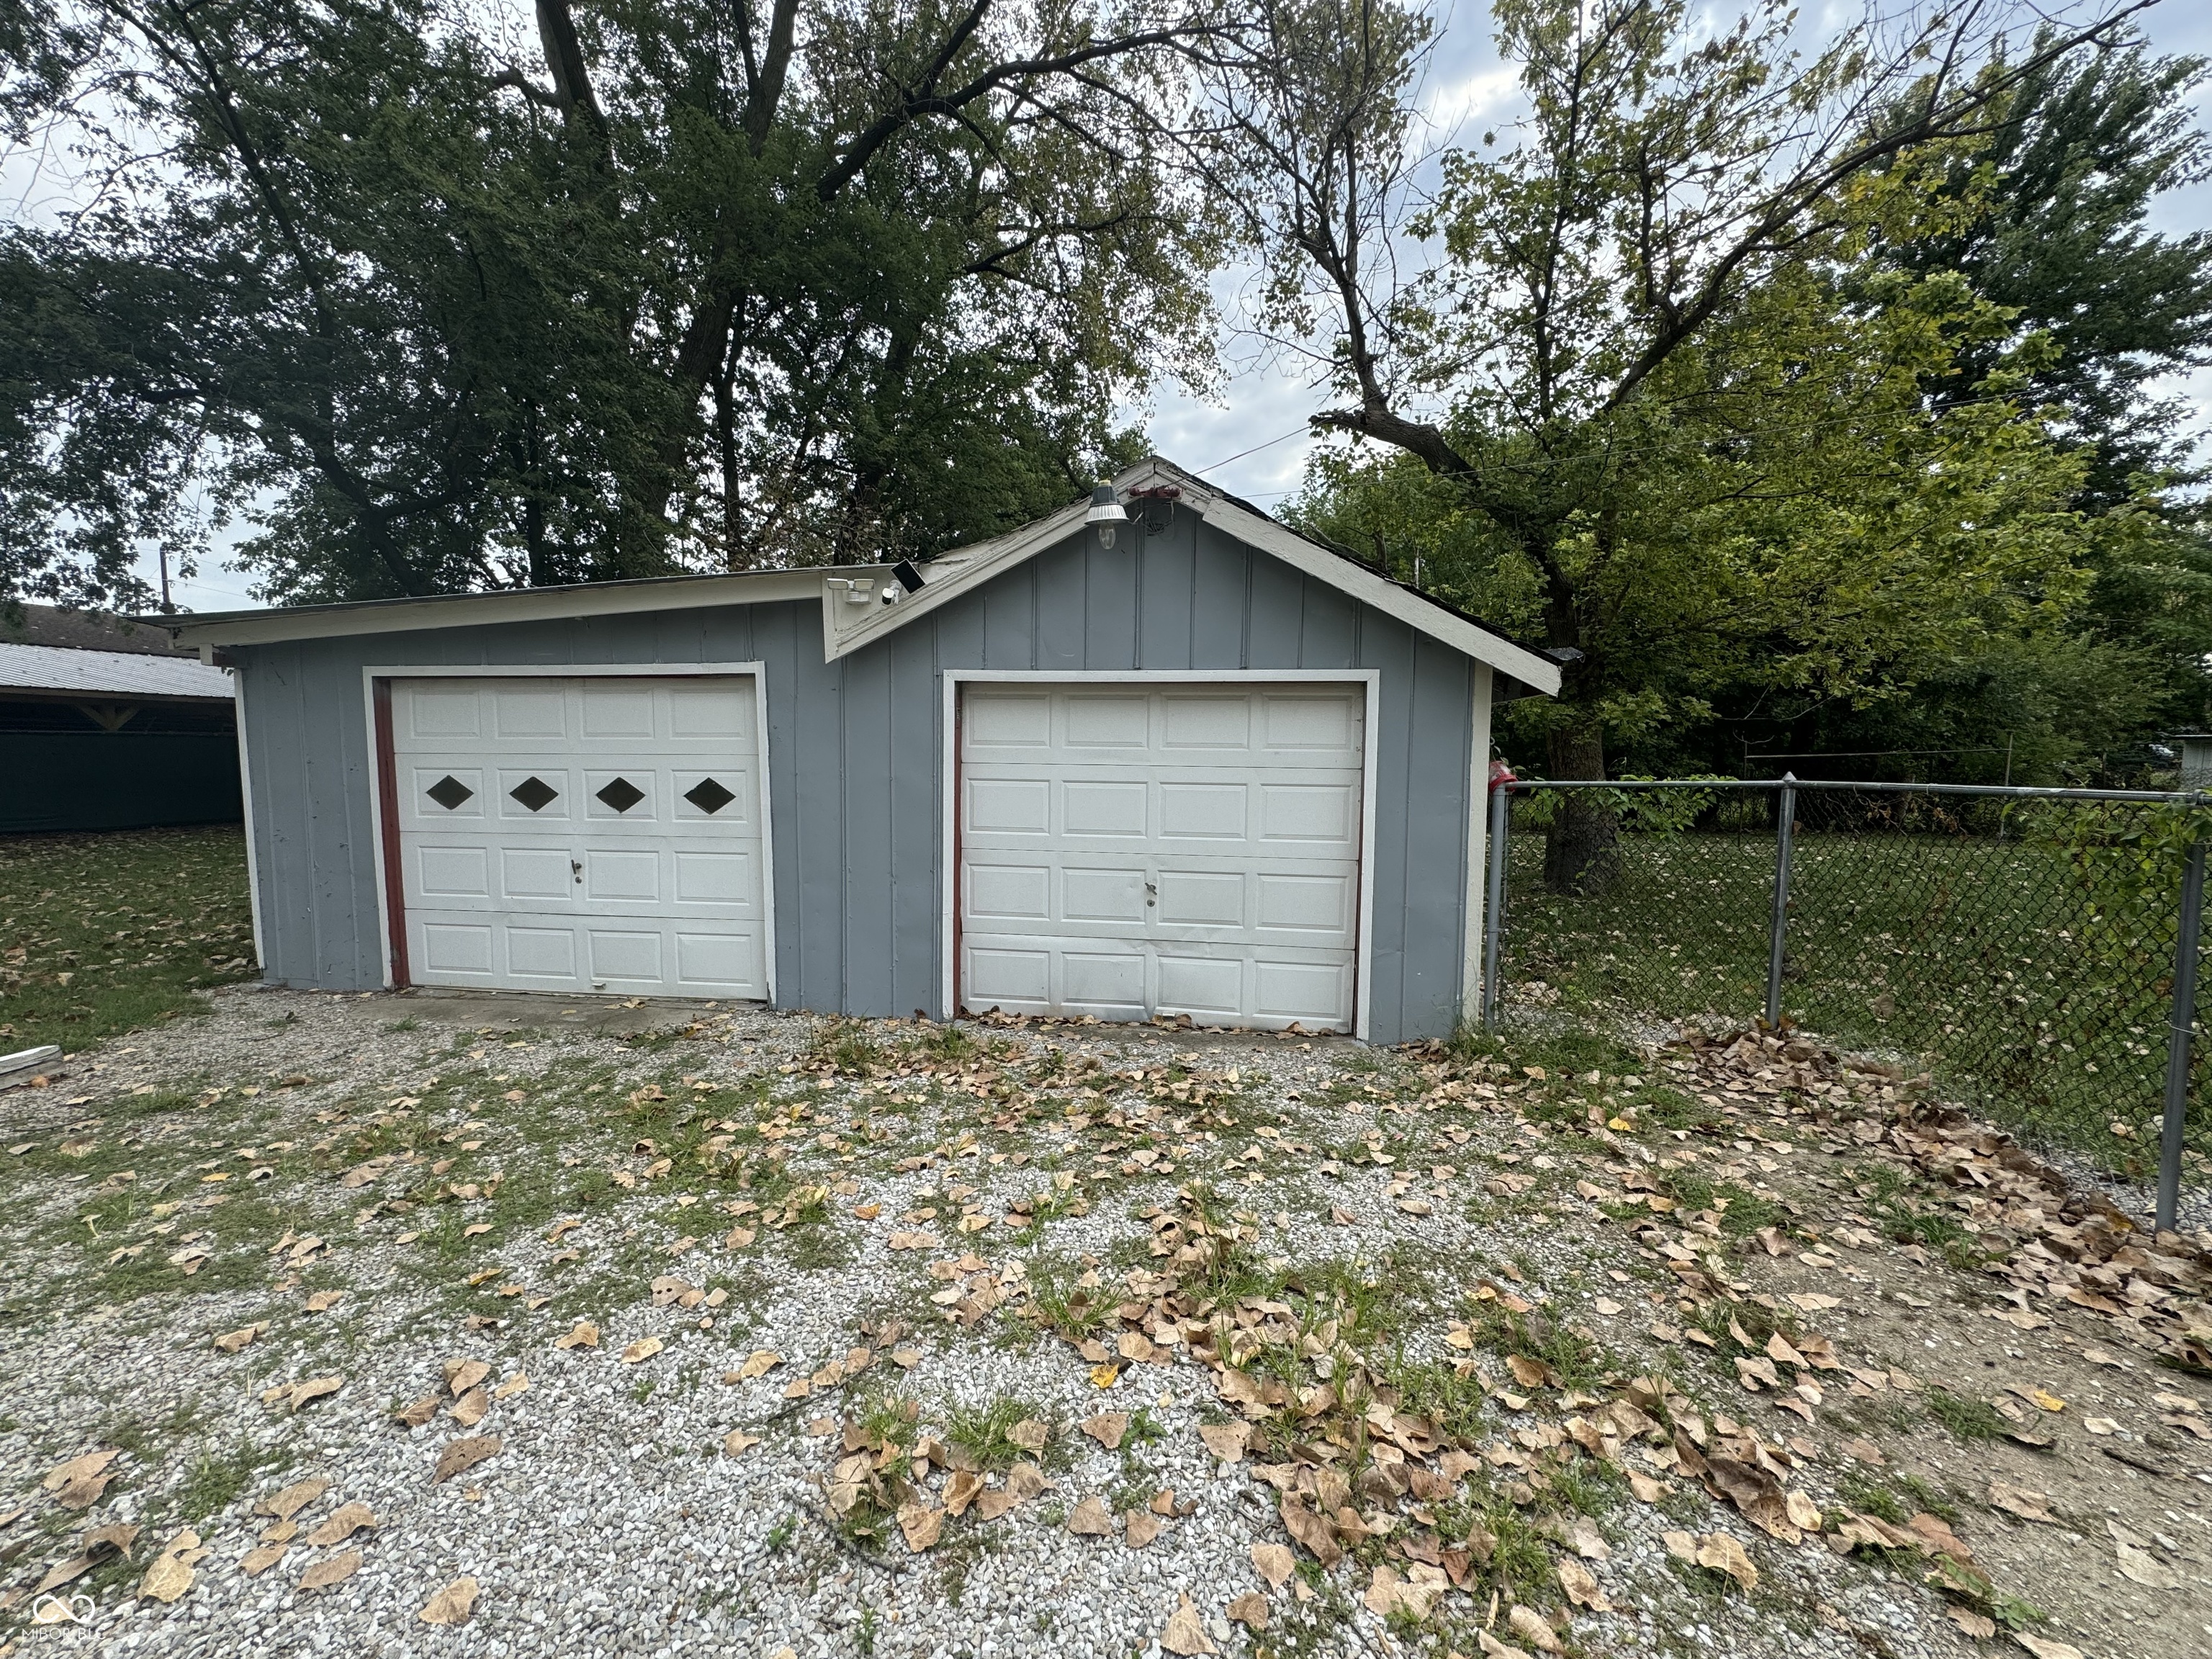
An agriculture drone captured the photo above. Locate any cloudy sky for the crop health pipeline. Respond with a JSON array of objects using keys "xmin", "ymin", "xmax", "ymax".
[{"xmin": 112, "ymin": 0, "xmax": 2212, "ymax": 611}]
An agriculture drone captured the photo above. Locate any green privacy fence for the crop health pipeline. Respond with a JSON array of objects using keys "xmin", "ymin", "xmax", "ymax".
[{"xmin": 0, "ymin": 732, "xmax": 243, "ymax": 833}]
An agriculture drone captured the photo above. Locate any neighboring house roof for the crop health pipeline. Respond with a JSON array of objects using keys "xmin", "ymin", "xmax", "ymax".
[
  {"xmin": 1, "ymin": 601, "xmax": 199, "ymax": 656},
  {"xmin": 135, "ymin": 457, "xmax": 1560, "ymax": 696},
  {"xmin": 0, "ymin": 640, "xmax": 235, "ymax": 701}
]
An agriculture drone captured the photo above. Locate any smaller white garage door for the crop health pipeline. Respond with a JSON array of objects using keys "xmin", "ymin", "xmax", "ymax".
[
  {"xmin": 387, "ymin": 675, "xmax": 768, "ymax": 998},
  {"xmin": 957, "ymin": 682, "xmax": 1367, "ymax": 1031}
]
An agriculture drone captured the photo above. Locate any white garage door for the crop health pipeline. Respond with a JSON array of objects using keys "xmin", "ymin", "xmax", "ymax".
[
  {"xmin": 957, "ymin": 683, "xmax": 1366, "ymax": 1031},
  {"xmin": 387, "ymin": 675, "xmax": 768, "ymax": 998}
]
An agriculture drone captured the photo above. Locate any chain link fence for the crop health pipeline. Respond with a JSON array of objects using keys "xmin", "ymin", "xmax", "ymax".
[{"xmin": 1480, "ymin": 776, "xmax": 2209, "ymax": 1225}]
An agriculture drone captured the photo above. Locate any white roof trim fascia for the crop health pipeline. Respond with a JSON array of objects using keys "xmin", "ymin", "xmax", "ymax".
[
  {"xmin": 821, "ymin": 498, "xmax": 1091, "ymax": 662},
  {"xmin": 148, "ymin": 566, "xmax": 877, "ymax": 649},
  {"xmin": 1198, "ymin": 497, "xmax": 1563, "ymax": 695}
]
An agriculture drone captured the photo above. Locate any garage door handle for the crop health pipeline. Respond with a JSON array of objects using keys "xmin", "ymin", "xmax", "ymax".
[
  {"xmin": 572, "ymin": 859, "xmax": 583, "ymax": 884},
  {"xmin": 1146, "ymin": 881, "xmax": 1156, "ymax": 907}
]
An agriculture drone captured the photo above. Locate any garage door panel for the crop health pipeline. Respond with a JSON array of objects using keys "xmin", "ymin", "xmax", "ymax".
[
  {"xmin": 1259, "ymin": 783, "xmax": 1355, "ymax": 845},
  {"xmin": 493, "ymin": 688, "xmax": 567, "ymax": 738},
  {"xmin": 967, "ymin": 777, "xmax": 1050, "ymax": 834},
  {"xmin": 1061, "ymin": 950, "xmax": 1147, "ymax": 1010},
  {"xmin": 1262, "ymin": 695, "xmax": 1358, "ymax": 753},
  {"xmin": 1158, "ymin": 953, "xmax": 1244, "ymax": 1016},
  {"xmin": 1161, "ymin": 696, "xmax": 1251, "ymax": 750},
  {"xmin": 966, "ymin": 945, "xmax": 1053, "ymax": 1004},
  {"xmin": 391, "ymin": 677, "xmax": 767, "ymax": 999},
  {"xmin": 495, "ymin": 848, "xmax": 568, "ymax": 902},
  {"xmin": 964, "ymin": 862, "xmax": 1051, "ymax": 921},
  {"xmin": 957, "ymin": 683, "xmax": 1363, "ymax": 1032},
  {"xmin": 1064, "ymin": 696, "xmax": 1149, "ymax": 747},
  {"xmin": 420, "ymin": 921, "xmax": 494, "ymax": 975},
  {"xmin": 1256, "ymin": 873, "xmax": 1352, "ymax": 935},
  {"xmin": 410, "ymin": 767, "xmax": 485, "ymax": 822},
  {"xmin": 417, "ymin": 845, "xmax": 492, "ymax": 900},
  {"xmin": 1256, "ymin": 959, "xmax": 1351, "ymax": 1023},
  {"xmin": 581, "ymin": 685, "xmax": 655, "ymax": 739},
  {"xmin": 1062, "ymin": 780, "xmax": 1147, "ymax": 837},
  {"xmin": 508, "ymin": 925, "xmax": 579, "ymax": 979},
  {"xmin": 673, "ymin": 851, "xmax": 755, "ymax": 907},
  {"xmin": 1159, "ymin": 783, "xmax": 1247, "ymax": 840},
  {"xmin": 1155, "ymin": 871, "xmax": 1244, "ymax": 927},
  {"xmin": 408, "ymin": 689, "xmax": 482, "ymax": 740}
]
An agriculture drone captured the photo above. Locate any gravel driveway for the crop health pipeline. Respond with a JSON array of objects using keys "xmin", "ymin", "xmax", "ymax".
[{"xmin": 1, "ymin": 985, "xmax": 2203, "ymax": 1659}]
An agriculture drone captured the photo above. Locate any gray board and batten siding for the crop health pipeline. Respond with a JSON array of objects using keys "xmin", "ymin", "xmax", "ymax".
[{"xmin": 230, "ymin": 511, "xmax": 1494, "ymax": 1044}]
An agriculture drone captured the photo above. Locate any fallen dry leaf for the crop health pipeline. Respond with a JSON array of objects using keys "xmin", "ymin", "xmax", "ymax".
[
  {"xmin": 1946, "ymin": 1606, "xmax": 1997, "ymax": 1640},
  {"xmin": 43, "ymin": 1448, "xmax": 120, "ymax": 1509},
  {"xmin": 1125, "ymin": 1508, "xmax": 1164, "ymax": 1547},
  {"xmin": 621, "ymin": 1336, "xmax": 664, "ymax": 1364},
  {"xmin": 1161, "ymin": 1594, "xmax": 1218, "ymax": 1656},
  {"xmin": 2012, "ymin": 1638, "xmax": 2085, "ymax": 1659},
  {"xmin": 1197, "ymin": 1421, "xmax": 1250, "ymax": 1462},
  {"xmin": 723, "ymin": 1431, "xmax": 762, "ymax": 1457},
  {"xmin": 303, "ymin": 1290, "xmax": 342, "ymax": 1313},
  {"xmin": 444, "ymin": 1358, "xmax": 491, "ymax": 1397},
  {"xmin": 449, "ymin": 1388, "xmax": 490, "ymax": 1429},
  {"xmin": 433, "ymin": 1436, "xmax": 501, "ymax": 1483},
  {"xmin": 1008, "ymin": 1419, "xmax": 1051, "ymax": 1452},
  {"xmin": 394, "ymin": 1395, "xmax": 439, "ymax": 1427},
  {"xmin": 735, "ymin": 1349, "xmax": 782, "ymax": 1380},
  {"xmin": 299, "ymin": 1550, "xmax": 361, "ymax": 1592},
  {"xmin": 1251, "ymin": 1542, "xmax": 1295, "ymax": 1588},
  {"xmin": 419, "ymin": 1575, "xmax": 480, "ymax": 1626},
  {"xmin": 1557, "ymin": 1555, "xmax": 1611, "ymax": 1611},
  {"xmin": 1508, "ymin": 1604, "xmax": 1564, "ymax": 1653},
  {"xmin": 1226, "ymin": 1591, "xmax": 1269, "ymax": 1629},
  {"xmin": 305, "ymin": 1502, "xmax": 375, "ymax": 1547},
  {"xmin": 254, "ymin": 1477, "xmax": 330, "ymax": 1521},
  {"xmin": 554, "ymin": 1321, "xmax": 599, "ymax": 1350},
  {"xmin": 1989, "ymin": 1481, "xmax": 2054, "ymax": 1524},
  {"xmin": 138, "ymin": 1529, "xmax": 202, "ymax": 1604},
  {"xmin": 1476, "ymin": 1635, "xmax": 1534, "ymax": 1659},
  {"xmin": 238, "ymin": 1541, "xmax": 288, "ymax": 1578},
  {"xmin": 1082, "ymin": 1412, "xmax": 1130, "ymax": 1451},
  {"xmin": 1067, "ymin": 1495, "xmax": 1115, "ymax": 1537},
  {"xmin": 896, "ymin": 1502, "xmax": 944, "ymax": 1552},
  {"xmin": 1694, "ymin": 1533, "xmax": 1758, "ymax": 1591},
  {"xmin": 213, "ymin": 1323, "xmax": 267, "ymax": 1353},
  {"xmin": 943, "ymin": 1470, "xmax": 984, "ymax": 1518}
]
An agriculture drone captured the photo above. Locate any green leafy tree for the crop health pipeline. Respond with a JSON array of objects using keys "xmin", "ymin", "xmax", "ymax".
[
  {"xmin": 1, "ymin": 0, "xmax": 1229, "ymax": 607},
  {"xmin": 1232, "ymin": 0, "xmax": 2148, "ymax": 884}
]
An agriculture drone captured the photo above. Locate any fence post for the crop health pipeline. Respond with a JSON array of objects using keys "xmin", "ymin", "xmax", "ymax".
[
  {"xmin": 1766, "ymin": 773, "xmax": 1797, "ymax": 1028},
  {"xmin": 2157, "ymin": 827, "xmax": 2206, "ymax": 1233},
  {"xmin": 1481, "ymin": 776, "xmax": 1512, "ymax": 1030}
]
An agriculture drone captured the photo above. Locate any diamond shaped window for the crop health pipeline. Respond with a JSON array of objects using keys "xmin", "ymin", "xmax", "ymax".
[
  {"xmin": 595, "ymin": 776, "xmax": 646, "ymax": 814},
  {"xmin": 426, "ymin": 775, "xmax": 474, "ymax": 811},
  {"xmin": 684, "ymin": 777, "xmax": 736, "ymax": 815},
  {"xmin": 508, "ymin": 775, "xmax": 559, "ymax": 813}
]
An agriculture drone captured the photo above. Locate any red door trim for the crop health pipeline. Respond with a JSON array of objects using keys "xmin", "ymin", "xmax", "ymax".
[
  {"xmin": 950, "ymin": 686, "xmax": 964, "ymax": 1019},
  {"xmin": 372, "ymin": 678, "xmax": 411, "ymax": 987}
]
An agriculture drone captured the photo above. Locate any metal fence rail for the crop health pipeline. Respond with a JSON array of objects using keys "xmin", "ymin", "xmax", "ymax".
[{"xmin": 1480, "ymin": 774, "xmax": 2210, "ymax": 1228}]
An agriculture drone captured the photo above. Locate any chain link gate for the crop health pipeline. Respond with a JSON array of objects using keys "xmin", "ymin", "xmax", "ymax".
[{"xmin": 1478, "ymin": 775, "xmax": 2211, "ymax": 1229}]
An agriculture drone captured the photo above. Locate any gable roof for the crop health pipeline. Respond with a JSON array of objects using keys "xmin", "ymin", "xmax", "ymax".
[
  {"xmin": 824, "ymin": 457, "xmax": 1560, "ymax": 693},
  {"xmin": 135, "ymin": 456, "xmax": 1560, "ymax": 695}
]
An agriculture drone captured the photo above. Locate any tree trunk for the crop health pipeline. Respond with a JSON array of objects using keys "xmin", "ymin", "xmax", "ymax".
[{"xmin": 1542, "ymin": 725, "xmax": 1617, "ymax": 894}]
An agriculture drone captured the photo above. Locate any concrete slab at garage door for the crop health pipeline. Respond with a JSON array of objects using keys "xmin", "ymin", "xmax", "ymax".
[
  {"xmin": 957, "ymin": 682, "xmax": 1366, "ymax": 1031},
  {"xmin": 388, "ymin": 675, "xmax": 768, "ymax": 998}
]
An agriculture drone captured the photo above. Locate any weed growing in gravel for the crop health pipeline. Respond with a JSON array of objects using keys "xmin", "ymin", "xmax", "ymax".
[
  {"xmin": 943, "ymin": 1395, "xmax": 1061, "ymax": 1472},
  {"xmin": 1660, "ymin": 1171, "xmax": 1784, "ymax": 1239},
  {"xmin": 176, "ymin": 1435, "xmax": 284, "ymax": 1521},
  {"xmin": 1926, "ymin": 1387, "xmax": 2010, "ymax": 1442}
]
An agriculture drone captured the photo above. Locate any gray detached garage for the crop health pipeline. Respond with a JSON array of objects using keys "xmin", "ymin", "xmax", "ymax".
[{"xmin": 150, "ymin": 458, "xmax": 1559, "ymax": 1043}]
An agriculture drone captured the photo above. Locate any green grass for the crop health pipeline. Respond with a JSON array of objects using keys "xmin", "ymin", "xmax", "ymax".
[
  {"xmin": 1496, "ymin": 806, "xmax": 2210, "ymax": 1161},
  {"xmin": 1926, "ymin": 1388, "xmax": 2012, "ymax": 1442},
  {"xmin": 0, "ymin": 824, "xmax": 256, "ymax": 1051}
]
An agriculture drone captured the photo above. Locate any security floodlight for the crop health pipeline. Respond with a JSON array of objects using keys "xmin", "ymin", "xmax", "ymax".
[{"xmin": 1084, "ymin": 483, "xmax": 1128, "ymax": 549}]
